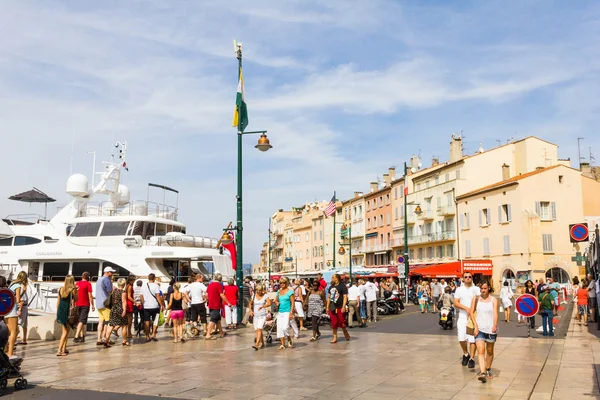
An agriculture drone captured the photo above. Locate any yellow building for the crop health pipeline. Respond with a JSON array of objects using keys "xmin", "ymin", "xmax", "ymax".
[
  {"xmin": 457, "ymin": 164, "xmax": 597, "ymax": 287},
  {"xmin": 340, "ymin": 192, "xmax": 366, "ymax": 268}
]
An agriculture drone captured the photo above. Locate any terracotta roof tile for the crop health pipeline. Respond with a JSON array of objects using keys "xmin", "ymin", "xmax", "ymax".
[{"xmin": 457, "ymin": 165, "xmax": 562, "ymax": 199}]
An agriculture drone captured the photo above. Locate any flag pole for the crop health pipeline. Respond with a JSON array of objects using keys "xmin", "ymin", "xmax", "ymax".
[
  {"xmin": 333, "ymin": 191, "xmax": 336, "ymax": 271},
  {"xmin": 235, "ymin": 43, "xmax": 244, "ymax": 325}
]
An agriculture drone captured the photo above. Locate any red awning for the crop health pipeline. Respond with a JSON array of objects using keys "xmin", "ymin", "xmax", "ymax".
[
  {"xmin": 409, "ymin": 262, "xmax": 462, "ymax": 278},
  {"xmin": 462, "ymin": 260, "xmax": 493, "ymax": 276}
]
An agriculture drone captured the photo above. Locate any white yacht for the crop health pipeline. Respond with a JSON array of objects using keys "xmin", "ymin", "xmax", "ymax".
[{"xmin": 1, "ymin": 141, "xmax": 232, "ymax": 316}]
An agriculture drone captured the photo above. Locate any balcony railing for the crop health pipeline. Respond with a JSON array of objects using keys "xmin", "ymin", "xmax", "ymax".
[
  {"xmin": 364, "ymin": 242, "xmax": 393, "ymax": 253},
  {"xmin": 417, "ymin": 210, "xmax": 435, "ymax": 220},
  {"xmin": 437, "ymin": 205, "xmax": 456, "ymax": 216},
  {"xmin": 408, "ymin": 231, "xmax": 456, "ymax": 245}
]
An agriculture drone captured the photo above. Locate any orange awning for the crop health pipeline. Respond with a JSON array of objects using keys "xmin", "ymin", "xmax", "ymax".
[{"xmin": 409, "ymin": 262, "xmax": 462, "ymax": 278}]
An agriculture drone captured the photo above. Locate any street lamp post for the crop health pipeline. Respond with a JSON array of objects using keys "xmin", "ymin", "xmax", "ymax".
[
  {"xmin": 403, "ymin": 162, "xmax": 410, "ymax": 304},
  {"xmin": 338, "ymin": 223, "xmax": 353, "ymax": 284},
  {"xmin": 221, "ymin": 43, "xmax": 273, "ymax": 325}
]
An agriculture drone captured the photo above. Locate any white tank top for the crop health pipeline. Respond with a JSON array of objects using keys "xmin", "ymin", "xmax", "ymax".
[
  {"xmin": 254, "ymin": 294, "xmax": 267, "ymax": 318},
  {"xmin": 476, "ymin": 297, "xmax": 495, "ymax": 334}
]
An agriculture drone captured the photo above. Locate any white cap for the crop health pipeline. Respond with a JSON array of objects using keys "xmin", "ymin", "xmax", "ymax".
[{"xmin": 104, "ymin": 266, "xmax": 117, "ymax": 273}]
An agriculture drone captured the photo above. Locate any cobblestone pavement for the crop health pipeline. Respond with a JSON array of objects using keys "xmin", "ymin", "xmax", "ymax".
[{"xmin": 4, "ymin": 307, "xmax": 599, "ymax": 400}]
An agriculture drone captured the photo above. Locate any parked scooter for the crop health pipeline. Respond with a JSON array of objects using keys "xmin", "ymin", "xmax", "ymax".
[
  {"xmin": 377, "ymin": 290, "xmax": 403, "ymax": 315},
  {"xmin": 408, "ymin": 287, "xmax": 419, "ymax": 305},
  {"xmin": 439, "ymin": 306, "xmax": 454, "ymax": 330}
]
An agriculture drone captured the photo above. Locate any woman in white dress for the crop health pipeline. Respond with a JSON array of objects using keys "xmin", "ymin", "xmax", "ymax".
[
  {"xmin": 500, "ymin": 281, "xmax": 514, "ymax": 323},
  {"xmin": 248, "ymin": 284, "xmax": 271, "ymax": 350}
]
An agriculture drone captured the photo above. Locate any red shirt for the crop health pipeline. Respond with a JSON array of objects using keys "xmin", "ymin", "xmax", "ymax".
[
  {"xmin": 578, "ymin": 288, "xmax": 589, "ymax": 306},
  {"xmin": 224, "ymin": 285, "xmax": 238, "ymax": 305},
  {"xmin": 319, "ymin": 278, "xmax": 327, "ymax": 291},
  {"xmin": 207, "ymin": 281, "xmax": 223, "ymax": 310},
  {"xmin": 75, "ymin": 280, "xmax": 92, "ymax": 307}
]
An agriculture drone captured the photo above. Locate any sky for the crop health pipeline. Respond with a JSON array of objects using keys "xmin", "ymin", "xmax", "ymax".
[{"xmin": 1, "ymin": 1, "xmax": 600, "ymax": 263}]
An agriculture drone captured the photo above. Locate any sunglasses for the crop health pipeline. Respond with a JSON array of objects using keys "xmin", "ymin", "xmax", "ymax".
[{"xmin": 464, "ymin": 276, "xmax": 473, "ymax": 279}]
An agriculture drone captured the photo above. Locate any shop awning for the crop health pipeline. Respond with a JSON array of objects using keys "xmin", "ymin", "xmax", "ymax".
[{"xmin": 409, "ymin": 262, "xmax": 462, "ymax": 278}]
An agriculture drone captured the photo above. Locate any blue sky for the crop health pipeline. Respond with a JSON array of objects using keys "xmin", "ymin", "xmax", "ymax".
[{"xmin": 1, "ymin": 1, "xmax": 599, "ymax": 262}]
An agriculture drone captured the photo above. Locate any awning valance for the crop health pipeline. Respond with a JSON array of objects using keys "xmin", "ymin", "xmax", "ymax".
[{"xmin": 409, "ymin": 262, "xmax": 462, "ymax": 278}]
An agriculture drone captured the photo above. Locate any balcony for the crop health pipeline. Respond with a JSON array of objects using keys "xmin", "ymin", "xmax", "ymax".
[
  {"xmin": 408, "ymin": 231, "xmax": 456, "ymax": 245},
  {"xmin": 417, "ymin": 210, "xmax": 435, "ymax": 221},
  {"xmin": 405, "ymin": 214, "xmax": 417, "ymax": 225},
  {"xmin": 364, "ymin": 242, "xmax": 393, "ymax": 253},
  {"xmin": 437, "ymin": 205, "xmax": 456, "ymax": 216}
]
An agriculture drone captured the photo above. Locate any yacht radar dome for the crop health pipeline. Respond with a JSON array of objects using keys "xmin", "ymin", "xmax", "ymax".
[
  {"xmin": 117, "ymin": 184, "xmax": 130, "ymax": 205},
  {"xmin": 66, "ymin": 174, "xmax": 89, "ymax": 197}
]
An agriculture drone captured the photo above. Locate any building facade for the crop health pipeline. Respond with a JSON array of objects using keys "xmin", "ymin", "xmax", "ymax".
[{"xmin": 364, "ymin": 169, "xmax": 395, "ymax": 267}]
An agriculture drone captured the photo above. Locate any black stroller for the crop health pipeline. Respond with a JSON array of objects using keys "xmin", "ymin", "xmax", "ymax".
[{"xmin": 0, "ymin": 352, "xmax": 27, "ymax": 395}]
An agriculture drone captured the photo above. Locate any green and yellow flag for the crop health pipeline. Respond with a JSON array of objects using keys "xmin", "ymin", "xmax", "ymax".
[{"xmin": 232, "ymin": 68, "xmax": 248, "ymax": 131}]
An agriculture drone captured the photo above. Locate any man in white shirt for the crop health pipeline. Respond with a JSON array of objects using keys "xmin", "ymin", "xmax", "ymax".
[
  {"xmin": 347, "ymin": 281, "xmax": 361, "ymax": 328},
  {"xmin": 358, "ymin": 280, "xmax": 367, "ymax": 327},
  {"xmin": 453, "ymin": 271, "xmax": 480, "ymax": 369},
  {"xmin": 140, "ymin": 273, "xmax": 164, "ymax": 342},
  {"xmin": 364, "ymin": 278, "xmax": 378, "ymax": 323},
  {"xmin": 431, "ymin": 279, "xmax": 443, "ymax": 313},
  {"xmin": 440, "ymin": 279, "xmax": 448, "ymax": 293},
  {"xmin": 188, "ymin": 274, "xmax": 208, "ymax": 334}
]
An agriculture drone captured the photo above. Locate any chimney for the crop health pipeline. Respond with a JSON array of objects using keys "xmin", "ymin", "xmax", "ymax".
[
  {"xmin": 388, "ymin": 167, "xmax": 396, "ymax": 181},
  {"xmin": 410, "ymin": 154, "xmax": 420, "ymax": 171},
  {"xmin": 383, "ymin": 173, "xmax": 390, "ymax": 186},
  {"xmin": 353, "ymin": 191, "xmax": 363, "ymax": 198},
  {"xmin": 502, "ymin": 163, "xmax": 510, "ymax": 180},
  {"xmin": 370, "ymin": 182, "xmax": 378, "ymax": 192},
  {"xmin": 449, "ymin": 134, "xmax": 463, "ymax": 163},
  {"xmin": 581, "ymin": 162, "xmax": 592, "ymax": 177},
  {"xmin": 432, "ymin": 156, "xmax": 439, "ymax": 166}
]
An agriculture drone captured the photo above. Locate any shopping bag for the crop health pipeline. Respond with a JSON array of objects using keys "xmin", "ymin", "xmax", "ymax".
[{"xmin": 158, "ymin": 311, "xmax": 166, "ymax": 327}]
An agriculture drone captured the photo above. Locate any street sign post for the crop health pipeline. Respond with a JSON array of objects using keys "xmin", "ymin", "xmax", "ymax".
[
  {"xmin": 515, "ymin": 294, "xmax": 539, "ymax": 338},
  {"xmin": 397, "ymin": 256, "xmax": 405, "ymax": 264},
  {"xmin": 569, "ymin": 223, "xmax": 589, "ymax": 243},
  {"xmin": 0, "ymin": 288, "xmax": 15, "ymax": 317}
]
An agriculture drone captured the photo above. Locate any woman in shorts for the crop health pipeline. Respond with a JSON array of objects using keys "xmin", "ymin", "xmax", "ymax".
[
  {"xmin": 471, "ymin": 281, "xmax": 498, "ymax": 383},
  {"xmin": 166, "ymin": 282, "xmax": 190, "ymax": 343},
  {"xmin": 306, "ymin": 280, "xmax": 325, "ymax": 341},
  {"xmin": 577, "ymin": 281, "xmax": 589, "ymax": 326},
  {"xmin": 248, "ymin": 284, "xmax": 271, "ymax": 350},
  {"xmin": 274, "ymin": 277, "xmax": 295, "ymax": 350}
]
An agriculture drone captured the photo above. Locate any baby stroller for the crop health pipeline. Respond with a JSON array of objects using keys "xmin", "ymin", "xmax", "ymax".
[
  {"xmin": 263, "ymin": 311, "xmax": 277, "ymax": 345},
  {"xmin": 0, "ymin": 350, "xmax": 27, "ymax": 396}
]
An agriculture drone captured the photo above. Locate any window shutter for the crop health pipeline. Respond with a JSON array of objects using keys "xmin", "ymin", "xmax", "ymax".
[
  {"xmin": 460, "ymin": 214, "xmax": 464, "ymax": 229},
  {"xmin": 479, "ymin": 210, "xmax": 483, "ymax": 227},
  {"xmin": 504, "ymin": 235, "xmax": 510, "ymax": 254},
  {"xmin": 551, "ymin": 202, "xmax": 557, "ymax": 220},
  {"xmin": 466, "ymin": 213, "xmax": 470, "ymax": 228},
  {"xmin": 437, "ymin": 197, "xmax": 442, "ymax": 208},
  {"xmin": 465, "ymin": 240, "xmax": 471, "ymax": 257},
  {"xmin": 507, "ymin": 204, "xmax": 512, "ymax": 222},
  {"xmin": 498, "ymin": 206, "xmax": 502, "ymax": 223},
  {"xmin": 535, "ymin": 201, "xmax": 541, "ymax": 217},
  {"xmin": 487, "ymin": 208, "xmax": 492, "ymax": 225}
]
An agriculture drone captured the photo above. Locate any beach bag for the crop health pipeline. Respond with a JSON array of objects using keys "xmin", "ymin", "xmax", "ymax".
[
  {"xmin": 68, "ymin": 290, "xmax": 79, "ymax": 326},
  {"xmin": 157, "ymin": 310, "xmax": 166, "ymax": 327}
]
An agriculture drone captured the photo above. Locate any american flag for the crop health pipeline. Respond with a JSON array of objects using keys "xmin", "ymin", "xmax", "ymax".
[{"xmin": 324, "ymin": 193, "xmax": 336, "ymax": 218}]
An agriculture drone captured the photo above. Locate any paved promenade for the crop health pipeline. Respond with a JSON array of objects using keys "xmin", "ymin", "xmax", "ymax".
[{"xmin": 7, "ymin": 308, "xmax": 600, "ymax": 399}]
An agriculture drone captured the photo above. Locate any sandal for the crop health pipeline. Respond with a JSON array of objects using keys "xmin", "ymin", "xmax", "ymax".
[
  {"xmin": 277, "ymin": 345, "xmax": 285, "ymax": 350},
  {"xmin": 330, "ymin": 339, "xmax": 338, "ymax": 344},
  {"xmin": 56, "ymin": 352, "xmax": 67, "ymax": 357},
  {"xmin": 310, "ymin": 337, "xmax": 316, "ymax": 342},
  {"xmin": 486, "ymin": 369, "xmax": 493, "ymax": 380},
  {"xmin": 204, "ymin": 336, "xmax": 217, "ymax": 340},
  {"xmin": 151, "ymin": 337, "xmax": 158, "ymax": 342},
  {"xmin": 344, "ymin": 333, "xmax": 350, "ymax": 341},
  {"xmin": 477, "ymin": 372, "xmax": 487, "ymax": 383},
  {"xmin": 122, "ymin": 341, "xmax": 131, "ymax": 346}
]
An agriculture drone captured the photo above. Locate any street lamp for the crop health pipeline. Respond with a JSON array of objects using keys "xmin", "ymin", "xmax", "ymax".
[
  {"xmin": 337, "ymin": 223, "xmax": 353, "ymax": 284},
  {"xmin": 232, "ymin": 42, "xmax": 273, "ymax": 325}
]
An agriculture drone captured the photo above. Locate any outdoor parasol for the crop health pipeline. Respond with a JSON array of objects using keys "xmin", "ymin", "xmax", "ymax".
[{"xmin": 9, "ymin": 187, "xmax": 56, "ymax": 220}]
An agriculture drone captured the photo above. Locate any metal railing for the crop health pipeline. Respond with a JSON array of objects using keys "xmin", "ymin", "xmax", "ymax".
[
  {"xmin": 437, "ymin": 205, "xmax": 456, "ymax": 216},
  {"xmin": 408, "ymin": 231, "xmax": 456, "ymax": 245},
  {"xmin": 76, "ymin": 200, "xmax": 179, "ymax": 221},
  {"xmin": 417, "ymin": 210, "xmax": 435, "ymax": 220}
]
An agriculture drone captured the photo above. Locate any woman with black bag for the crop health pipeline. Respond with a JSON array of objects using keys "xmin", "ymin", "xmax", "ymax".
[{"xmin": 56, "ymin": 275, "xmax": 78, "ymax": 356}]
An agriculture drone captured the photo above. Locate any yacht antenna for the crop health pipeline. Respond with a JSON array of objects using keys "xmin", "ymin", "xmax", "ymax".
[{"xmin": 87, "ymin": 151, "xmax": 97, "ymax": 188}]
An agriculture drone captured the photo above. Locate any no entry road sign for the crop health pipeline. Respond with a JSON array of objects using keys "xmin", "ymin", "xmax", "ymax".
[
  {"xmin": 0, "ymin": 288, "xmax": 15, "ymax": 317},
  {"xmin": 570, "ymin": 223, "xmax": 589, "ymax": 243},
  {"xmin": 515, "ymin": 294, "xmax": 539, "ymax": 318},
  {"xmin": 397, "ymin": 256, "xmax": 405, "ymax": 264}
]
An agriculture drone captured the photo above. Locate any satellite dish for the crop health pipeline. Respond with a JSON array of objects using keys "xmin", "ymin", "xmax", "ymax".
[
  {"xmin": 410, "ymin": 167, "xmax": 417, "ymax": 173},
  {"xmin": 417, "ymin": 163, "xmax": 422, "ymax": 169}
]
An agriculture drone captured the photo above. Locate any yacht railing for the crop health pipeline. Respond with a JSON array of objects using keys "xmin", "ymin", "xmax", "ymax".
[
  {"xmin": 153, "ymin": 235, "xmax": 218, "ymax": 248},
  {"xmin": 76, "ymin": 200, "xmax": 179, "ymax": 221},
  {"xmin": 28, "ymin": 282, "xmax": 59, "ymax": 314}
]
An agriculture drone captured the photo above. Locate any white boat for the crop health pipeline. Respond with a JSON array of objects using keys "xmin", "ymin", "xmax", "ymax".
[{"xmin": 1, "ymin": 141, "xmax": 232, "ymax": 318}]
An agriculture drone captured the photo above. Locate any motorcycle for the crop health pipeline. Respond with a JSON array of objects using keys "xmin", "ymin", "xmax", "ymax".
[
  {"xmin": 408, "ymin": 287, "xmax": 419, "ymax": 305},
  {"xmin": 377, "ymin": 290, "xmax": 403, "ymax": 315},
  {"xmin": 439, "ymin": 306, "xmax": 454, "ymax": 330}
]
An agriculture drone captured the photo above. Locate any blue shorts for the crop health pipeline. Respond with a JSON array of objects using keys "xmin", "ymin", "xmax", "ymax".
[{"xmin": 475, "ymin": 331, "xmax": 497, "ymax": 343}]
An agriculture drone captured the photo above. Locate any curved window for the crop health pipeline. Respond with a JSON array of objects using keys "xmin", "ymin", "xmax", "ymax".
[
  {"xmin": 102, "ymin": 261, "xmax": 131, "ymax": 277},
  {"xmin": 0, "ymin": 238, "xmax": 12, "ymax": 246},
  {"xmin": 100, "ymin": 221, "xmax": 130, "ymax": 236},
  {"xmin": 143, "ymin": 222, "xmax": 155, "ymax": 239},
  {"xmin": 14, "ymin": 236, "xmax": 42, "ymax": 246},
  {"xmin": 70, "ymin": 222, "xmax": 101, "ymax": 237},
  {"xmin": 155, "ymin": 224, "xmax": 167, "ymax": 236},
  {"xmin": 131, "ymin": 221, "xmax": 143, "ymax": 236}
]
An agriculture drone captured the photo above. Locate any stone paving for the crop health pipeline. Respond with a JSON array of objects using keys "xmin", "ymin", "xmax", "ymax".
[{"xmin": 10, "ymin": 309, "xmax": 600, "ymax": 400}]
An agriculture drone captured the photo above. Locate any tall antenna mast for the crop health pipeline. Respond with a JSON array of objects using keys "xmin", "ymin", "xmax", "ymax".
[{"xmin": 578, "ymin": 137, "xmax": 584, "ymax": 169}]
